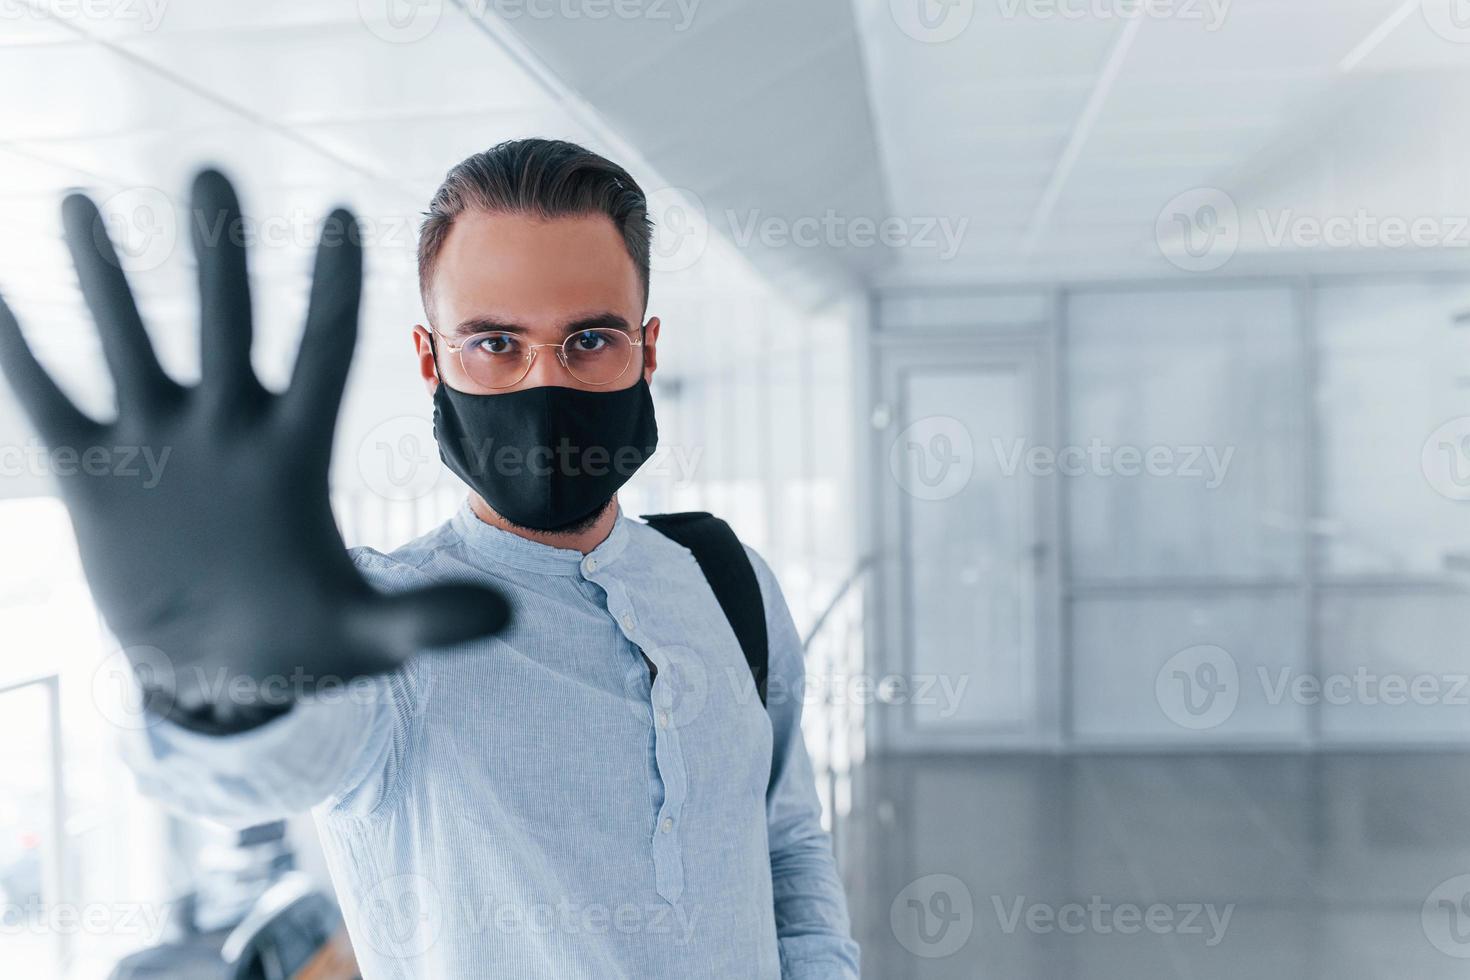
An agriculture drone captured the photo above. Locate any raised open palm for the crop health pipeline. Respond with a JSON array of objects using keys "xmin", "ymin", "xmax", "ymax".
[{"xmin": 0, "ymin": 170, "xmax": 509, "ymax": 733}]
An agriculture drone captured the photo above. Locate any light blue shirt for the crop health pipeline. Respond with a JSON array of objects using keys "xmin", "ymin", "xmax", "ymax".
[{"xmin": 122, "ymin": 503, "xmax": 859, "ymax": 979}]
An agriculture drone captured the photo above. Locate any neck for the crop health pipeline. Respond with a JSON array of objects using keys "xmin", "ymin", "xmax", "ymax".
[{"xmin": 466, "ymin": 494, "xmax": 620, "ymax": 555}]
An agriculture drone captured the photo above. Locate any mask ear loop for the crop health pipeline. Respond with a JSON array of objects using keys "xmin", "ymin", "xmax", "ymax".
[{"xmin": 427, "ymin": 331, "xmax": 446, "ymax": 389}]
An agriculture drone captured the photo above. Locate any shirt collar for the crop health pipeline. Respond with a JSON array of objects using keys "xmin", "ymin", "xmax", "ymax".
[{"xmin": 449, "ymin": 500, "xmax": 632, "ymax": 576}]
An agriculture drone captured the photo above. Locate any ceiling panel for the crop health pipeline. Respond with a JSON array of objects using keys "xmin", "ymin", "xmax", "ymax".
[
  {"xmin": 113, "ymin": 18, "xmax": 556, "ymax": 124},
  {"xmin": 0, "ymin": 41, "xmax": 240, "ymax": 141},
  {"xmin": 0, "ymin": 11, "xmax": 78, "ymax": 45},
  {"xmin": 1120, "ymin": 0, "xmax": 1412, "ymax": 76},
  {"xmin": 12, "ymin": 124, "xmax": 384, "ymax": 197},
  {"xmin": 1359, "ymin": 1, "xmax": 1470, "ymax": 72},
  {"xmin": 857, "ymin": 0, "xmax": 1124, "ymax": 83},
  {"xmin": 862, "ymin": 0, "xmax": 1470, "ymax": 284},
  {"xmin": 40, "ymin": 0, "xmax": 367, "ymax": 39}
]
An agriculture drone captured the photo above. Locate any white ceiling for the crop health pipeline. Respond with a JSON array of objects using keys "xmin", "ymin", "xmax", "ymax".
[
  {"xmin": 853, "ymin": 0, "xmax": 1470, "ymax": 284},
  {"xmin": 466, "ymin": 0, "xmax": 1470, "ymax": 288}
]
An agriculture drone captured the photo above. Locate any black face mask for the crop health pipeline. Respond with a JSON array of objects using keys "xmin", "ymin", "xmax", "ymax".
[{"xmin": 431, "ymin": 374, "xmax": 659, "ymax": 532}]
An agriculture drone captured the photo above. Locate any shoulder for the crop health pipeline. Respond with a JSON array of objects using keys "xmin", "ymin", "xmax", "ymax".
[
  {"xmin": 632, "ymin": 512, "xmax": 787, "ymax": 613},
  {"xmin": 348, "ymin": 519, "xmax": 465, "ymax": 592},
  {"xmin": 740, "ymin": 542, "xmax": 778, "ymax": 594},
  {"xmin": 623, "ymin": 514, "xmax": 700, "ymax": 563}
]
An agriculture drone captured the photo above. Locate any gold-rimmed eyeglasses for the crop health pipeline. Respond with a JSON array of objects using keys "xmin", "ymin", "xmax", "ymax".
[{"xmin": 434, "ymin": 325, "xmax": 644, "ymax": 389}]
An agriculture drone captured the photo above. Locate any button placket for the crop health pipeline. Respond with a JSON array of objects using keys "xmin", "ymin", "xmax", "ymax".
[
  {"xmin": 635, "ymin": 634, "xmax": 685, "ymax": 903},
  {"xmin": 598, "ymin": 574, "xmax": 684, "ymax": 901},
  {"xmin": 648, "ymin": 648, "xmax": 688, "ymax": 902}
]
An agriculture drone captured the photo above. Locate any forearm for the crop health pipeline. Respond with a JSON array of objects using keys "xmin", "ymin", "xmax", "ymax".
[
  {"xmin": 770, "ymin": 818, "xmax": 861, "ymax": 979},
  {"xmin": 747, "ymin": 544, "xmax": 861, "ymax": 977},
  {"xmin": 119, "ymin": 674, "xmax": 403, "ymax": 828}
]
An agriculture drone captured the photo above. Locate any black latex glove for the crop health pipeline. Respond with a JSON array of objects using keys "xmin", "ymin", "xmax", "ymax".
[{"xmin": 0, "ymin": 170, "xmax": 510, "ymax": 734}]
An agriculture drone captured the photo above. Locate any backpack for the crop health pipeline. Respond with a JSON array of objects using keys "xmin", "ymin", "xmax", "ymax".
[{"xmin": 641, "ymin": 512, "xmax": 768, "ymax": 707}]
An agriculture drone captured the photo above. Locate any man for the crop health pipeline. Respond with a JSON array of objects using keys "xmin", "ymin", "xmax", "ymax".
[{"xmin": 0, "ymin": 139, "xmax": 859, "ymax": 978}]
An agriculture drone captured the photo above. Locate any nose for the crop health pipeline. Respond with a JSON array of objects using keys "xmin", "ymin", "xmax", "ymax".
[{"xmin": 519, "ymin": 344, "xmax": 574, "ymax": 389}]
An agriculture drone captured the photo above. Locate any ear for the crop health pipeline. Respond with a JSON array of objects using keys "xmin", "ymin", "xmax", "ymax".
[
  {"xmin": 641, "ymin": 316, "xmax": 660, "ymax": 384},
  {"xmin": 413, "ymin": 325, "xmax": 438, "ymax": 395}
]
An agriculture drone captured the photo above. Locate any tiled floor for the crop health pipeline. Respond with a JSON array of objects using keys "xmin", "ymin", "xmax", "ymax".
[{"xmin": 841, "ymin": 753, "xmax": 1470, "ymax": 979}]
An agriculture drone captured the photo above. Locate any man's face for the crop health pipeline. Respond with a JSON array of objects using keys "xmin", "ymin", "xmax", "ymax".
[{"xmin": 414, "ymin": 209, "xmax": 658, "ymax": 395}]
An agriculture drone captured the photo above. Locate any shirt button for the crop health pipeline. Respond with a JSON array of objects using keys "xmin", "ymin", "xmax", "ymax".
[
  {"xmin": 583, "ymin": 557, "xmax": 599, "ymax": 574},
  {"xmin": 620, "ymin": 613, "xmax": 635, "ymax": 631},
  {"xmin": 661, "ymin": 818, "xmax": 673, "ymax": 834},
  {"xmin": 658, "ymin": 710, "xmax": 671, "ymax": 728}
]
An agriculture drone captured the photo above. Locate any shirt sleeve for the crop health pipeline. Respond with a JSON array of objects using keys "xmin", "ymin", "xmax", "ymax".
[
  {"xmin": 118, "ymin": 663, "xmax": 426, "ymax": 828},
  {"xmin": 116, "ymin": 547, "xmax": 432, "ymax": 828},
  {"xmin": 747, "ymin": 547, "xmax": 862, "ymax": 980}
]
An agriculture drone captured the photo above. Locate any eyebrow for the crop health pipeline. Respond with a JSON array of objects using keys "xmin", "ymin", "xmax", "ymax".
[{"xmin": 449, "ymin": 311, "xmax": 633, "ymax": 338}]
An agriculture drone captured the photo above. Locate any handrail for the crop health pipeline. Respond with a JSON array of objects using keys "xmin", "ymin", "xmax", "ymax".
[
  {"xmin": 0, "ymin": 673, "xmax": 68, "ymax": 969},
  {"xmin": 801, "ymin": 555, "xmax": 877, "ymax": 652}
]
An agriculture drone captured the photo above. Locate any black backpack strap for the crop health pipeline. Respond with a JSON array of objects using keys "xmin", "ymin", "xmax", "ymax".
[{"xmin": 642, "ymin": 512, "xmax": 769, "ymax": 707}]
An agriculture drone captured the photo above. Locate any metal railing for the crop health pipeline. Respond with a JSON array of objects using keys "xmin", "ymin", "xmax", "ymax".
[
  {"xmin": 800, "ymin": 557, "xmax": 875, "ymax": 871},
  {"xmin": 0, "ymin": 671, "xmax": 68, "ymax": 969}
]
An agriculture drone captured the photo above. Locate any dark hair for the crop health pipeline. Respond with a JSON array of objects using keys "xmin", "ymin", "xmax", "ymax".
[{"xmin": 417, "ymin": 138, "xmax": 652, "ymax": 323}]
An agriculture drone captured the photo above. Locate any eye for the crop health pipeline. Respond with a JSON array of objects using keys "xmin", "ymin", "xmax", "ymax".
[
  {"xmin": 467, "ymin": 333, "xmax": 519, "ymax": 356},
  {"xmin": 568, "ymin": 330, "xmax": 610, "ymax": 353}
]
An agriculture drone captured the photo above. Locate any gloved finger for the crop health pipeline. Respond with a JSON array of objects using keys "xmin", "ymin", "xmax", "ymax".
[
  {"xmin": 61, "ymin": 193, "xmax": 177, "ymax": 415},
  {"xmin": 190, "ymin": 169, "xmax": 261, "ymax": 401},
  {"xmin": 358, "ymin": 583, "xmax": 513, "ymax": 660},
  {"xmin": 0, "ymin": 292, "xmax": 98, "ymax": 444},
  {"xmin": 282, "ymin": 207, "xmax": 361, "ymax": 442}
]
